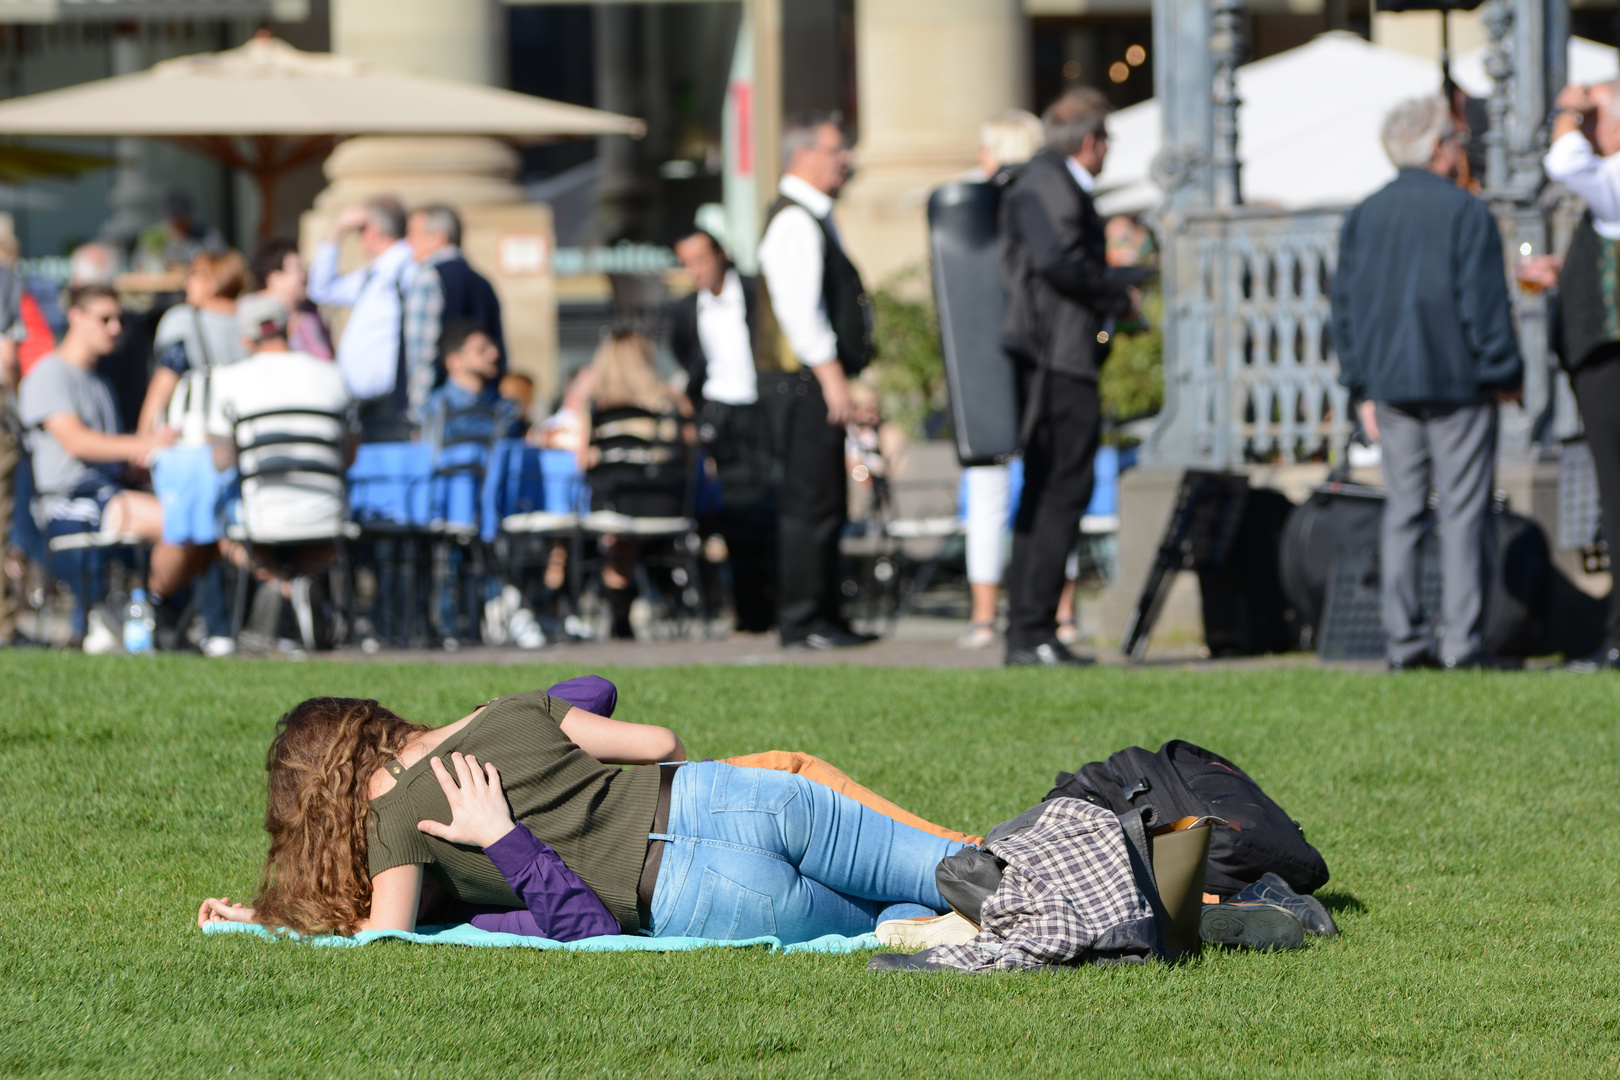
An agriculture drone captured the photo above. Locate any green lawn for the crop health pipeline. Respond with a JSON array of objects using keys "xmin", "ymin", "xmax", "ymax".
[{"xmin": 2, "ymin": 653, "xmax": 1618, "ymax": 1078}]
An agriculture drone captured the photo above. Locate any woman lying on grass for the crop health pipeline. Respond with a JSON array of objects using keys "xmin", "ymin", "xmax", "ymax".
[{"xmin": 197, "ymin": 678, "xmax": 967, "ymax": 944}]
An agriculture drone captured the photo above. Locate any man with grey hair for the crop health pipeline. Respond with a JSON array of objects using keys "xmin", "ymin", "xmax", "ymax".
[
  {"xmin": 402, "ymin": 203, "xmax": 505, "ymax": 422},
  {"xmin": 998, "ymin": 87, "xmax": 1139, "ymax": 667},
  {"xmin": 308, "ymin": 194, "xmax": 414, "ymax": 441},
  {"xmin": 756, "ymin": 111, "xmax": 874, "ymax": 650},
  {"xmin": 1330, "ymin": 95, "xmax": 1522, "ymax": 671}
]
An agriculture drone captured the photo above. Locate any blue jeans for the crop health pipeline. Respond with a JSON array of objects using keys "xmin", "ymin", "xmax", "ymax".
[{"xmin": 648, "ymin": 762, "xmax": 964, "ymax": 943}]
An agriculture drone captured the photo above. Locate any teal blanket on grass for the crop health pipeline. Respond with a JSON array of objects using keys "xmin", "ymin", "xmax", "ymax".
[{"xmin": 202, "ymin": 920, "xmax": 879, "ymax": 954}]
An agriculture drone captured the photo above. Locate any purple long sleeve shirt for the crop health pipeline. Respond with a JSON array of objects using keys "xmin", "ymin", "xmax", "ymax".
[
  {"xmin": 448, "ymin": 675, "xmax": 627, "ymax": 941},
  {"xmin": 462, "ymin": 825, "xmax": 624, "ymax": 940}
]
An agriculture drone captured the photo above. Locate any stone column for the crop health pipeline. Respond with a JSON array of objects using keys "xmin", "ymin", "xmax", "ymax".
[
  {"xmin": 99, "ymin": 26, "xmax": 157, "ymax": 255},
  {"xmin": 301, "ymin": 0, "xmax": 561, "ymax": 400},
  {"xmin": 835, "ymin": 0, "xmax": 1024, "ymax": 291}
]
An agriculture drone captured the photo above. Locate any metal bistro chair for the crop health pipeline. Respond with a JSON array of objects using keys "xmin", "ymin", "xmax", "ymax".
[
  {"xmin": 225, "ymin": 405, "xmax": 358, "ymax": 651},
  {"xmin": 424, "ymin": 402, "xmax": 505, "ymax": 644},
  {"xmin": 346, "ymin": 440, "xmax": 434, "ymax": 648},
  {"xmin": 498, "ymin": 445, "xmax": 589, "ymax": 636},
  {"xmin": 579, "ymin": 406, "xmax": 709, "ymax": 639}
]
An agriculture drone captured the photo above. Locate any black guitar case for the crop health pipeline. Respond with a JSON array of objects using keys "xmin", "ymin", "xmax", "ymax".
[{"xmin": 928, "ymin": 181, "xmax": 1021, "ymax": 467}]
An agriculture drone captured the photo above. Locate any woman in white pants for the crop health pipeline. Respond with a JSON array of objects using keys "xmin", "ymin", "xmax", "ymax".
[{"xmin": 959, "ymin": 110, "xmax": 1047, "ymax": 650}]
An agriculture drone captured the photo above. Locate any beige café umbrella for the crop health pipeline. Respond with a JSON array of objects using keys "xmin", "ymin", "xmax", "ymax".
[{"xmin": 0, "ymin": 31, "xmax": 646, "ymax": 236}]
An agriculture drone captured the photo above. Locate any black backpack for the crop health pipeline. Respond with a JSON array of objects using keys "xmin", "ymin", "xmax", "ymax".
[{"xmin": 1045, "ymin": 740, "xmax": 1329, "ymax": 897}]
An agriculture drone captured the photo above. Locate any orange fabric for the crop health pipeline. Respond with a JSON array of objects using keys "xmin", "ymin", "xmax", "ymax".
[{"xmin": 721, "ymin": 750, "xmax": 983, "ymax": 846}]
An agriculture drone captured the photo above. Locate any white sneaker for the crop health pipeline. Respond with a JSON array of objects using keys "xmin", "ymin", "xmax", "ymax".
[
  {"xmin": 509, "ymin": 608, "xmax": 545, "ymax": 649},
  {"xmin": 202, "ymin": 636, "xmax": 236, "ymax": 658},
  {"xmin": 875, "ymin": 911, "xmax": 979, "ymax": 949},
  {"xmin": 83, "ymin": 610, "xmax": 119, "ymax": 655}
]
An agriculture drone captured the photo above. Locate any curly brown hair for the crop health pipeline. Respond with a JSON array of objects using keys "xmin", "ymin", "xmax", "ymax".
[{"xmin": 253, "ymin": 698, "xmax": 428, "ymax": 935}]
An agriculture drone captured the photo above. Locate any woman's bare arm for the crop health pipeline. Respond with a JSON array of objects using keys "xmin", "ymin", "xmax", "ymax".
[
  {"xmin": 559, "ymin": 707, "xmax": 686, "ymax": 765},
  {"xmin": 353, "ymin": 863, "xmax": 423, "ymax": 933},
  {"xmin": 196, "ymin": 862, "xmax": 424, "ymax": 935}
]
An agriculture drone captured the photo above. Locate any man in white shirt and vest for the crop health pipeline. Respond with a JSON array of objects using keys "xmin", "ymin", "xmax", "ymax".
[
  {"xmin": 307, "ymin": 194, "xmax": 415, "ymax": 442},
  {"xmin": 672, "ymin": 227, "xmax": 778, "ymax": 634},
  {"xmin": 757, "ymin": 112, "xmax": 875, "ymax": 650}
]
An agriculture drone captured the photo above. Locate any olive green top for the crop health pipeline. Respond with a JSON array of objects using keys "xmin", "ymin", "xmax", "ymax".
[{"xmin": 367, "ymin": 690, "xmax": 662, "ymax": 933}]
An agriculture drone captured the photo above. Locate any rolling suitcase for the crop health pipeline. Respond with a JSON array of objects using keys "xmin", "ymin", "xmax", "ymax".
[{"xmin": 928, "ymin": 181, "xmax": 1021, "ymax": 467}]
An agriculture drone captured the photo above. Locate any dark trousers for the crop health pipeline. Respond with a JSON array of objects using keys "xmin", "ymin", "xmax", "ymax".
[
  {"xmin": 1573, "ymin": 355, "xmax": 1620, "ymax": 648},
  {"xmin": 701, "ymin": 400, "xmax": 779, "ymax": 633},
  {"xmin": 774, "ymin": 370, "xmax": 847, "ymax": 643},
  {"xmin": 1007, "ymin": 372, "xmax": 1100, "ymax": 650}
]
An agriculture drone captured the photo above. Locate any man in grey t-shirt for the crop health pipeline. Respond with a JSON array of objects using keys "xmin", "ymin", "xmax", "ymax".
[{"xmin": 18, "ymin": 285, "xmax": 176, "ymax": 639}]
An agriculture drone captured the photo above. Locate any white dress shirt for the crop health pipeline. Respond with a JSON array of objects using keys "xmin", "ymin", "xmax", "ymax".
[
  {"xmin": 757, "ymin": 174, "xmax": 840, "ymax": 368},
  {"xmin": 695, "ymin": 269, "xmax": 758, "ymax": 405},
  {"xmin": 1545, "ymin": 131, "xmax": 1620, "ymax": 239},
  {"xmin": 1064, "ymin": 156, "xmax": 1097, "ymax": 194},
  {"xmin": 307, "ymin": 238, "xmax": 415, "ymax": 401}
]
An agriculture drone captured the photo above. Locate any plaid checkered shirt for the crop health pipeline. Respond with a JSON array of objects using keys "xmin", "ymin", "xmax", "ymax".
[
  {"xmin": 401, "ymin": 246, "xmax": 456, "ymax": 422},
  {"xmin": 926, "ymin": 798, "xmax": 1152, "ymax": 972}
]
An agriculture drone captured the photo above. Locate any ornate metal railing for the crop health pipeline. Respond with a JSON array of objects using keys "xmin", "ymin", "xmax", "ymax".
[{"xmin": 1146, "ymin": 206, "xmax": 1352, "ymax": 470}]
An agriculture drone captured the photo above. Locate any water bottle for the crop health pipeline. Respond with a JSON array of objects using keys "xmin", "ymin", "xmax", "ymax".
[{"xmin": 124, "ymin": 588, "xmax": 155, "ymax": 655}]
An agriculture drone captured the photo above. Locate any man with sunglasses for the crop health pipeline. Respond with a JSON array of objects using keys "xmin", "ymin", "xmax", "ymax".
[
  {"xmin": 999, "ymin": 88, "xmax": 1140, "ymax": 667},
  {"xmin": 18, "ymin": 284, "xmax": 176, "ymax": 638},
  {"xmin": 308, "ymin": 194, "xmax": 415, "ymax": 442}
]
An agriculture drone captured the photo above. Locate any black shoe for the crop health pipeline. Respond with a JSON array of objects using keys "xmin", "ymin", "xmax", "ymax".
[
  {"xmin": 1568, "ymin": 645, "xmax": 1620, "ymax": 673},
  {"xmin": 1225, "ymin": 872, "xmax": 1338, "ymax": 937},
  {"xmin": 1005, "ymin": 641, "xmax": 1093, "ymax": 667},
  {"xmin": 786, "ymin": 627, "xmax": 873, "ymax": 650},
  {"xmin": 1199, "ymin": 901, "xmax": 1305, "ymax": 951},
  {"xmin": 1386, "ymin": 653, "xmax": 1441, "ymax": 673},
  {"xmin": 151, "ymin": 595, "xmax": 189, "ymax": 653}
]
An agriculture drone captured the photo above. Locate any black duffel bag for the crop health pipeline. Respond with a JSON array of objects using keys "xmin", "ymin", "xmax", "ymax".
[{"xmin": 1045, "ymin": 740, "xmax": 1329, "ymax": 897}]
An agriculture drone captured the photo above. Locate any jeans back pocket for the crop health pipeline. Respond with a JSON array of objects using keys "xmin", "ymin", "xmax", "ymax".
[
  {"xmin": 709, "ymin": 764, "xmax": 798, "ymax": 815},
  {"xmin": 684, "ymin": 868, "xmax": 777, "ymax": 940}
]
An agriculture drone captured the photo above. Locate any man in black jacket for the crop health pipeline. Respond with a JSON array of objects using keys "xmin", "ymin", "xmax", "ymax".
[
  {"xmin": 1331, "ymin": 96, "xmax": 1523, "ymax": 670},
  {"xmin": 671, "ymin": 228, "xmax": 778, "ymax": 633},
  {"xmin": 1000, "ymin": 88, "xmax": 1139, "ymax": 666}
]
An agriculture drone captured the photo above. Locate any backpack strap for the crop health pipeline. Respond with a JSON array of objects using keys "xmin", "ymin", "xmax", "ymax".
[{"xmin": 1115, "ymin": 807, "xmax": 1170, "ymax": 960}]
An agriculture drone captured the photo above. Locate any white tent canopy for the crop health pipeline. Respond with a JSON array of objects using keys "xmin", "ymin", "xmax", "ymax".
[{"xmin": 1095, "ymin": 32, "xmax": 1620, "ymax": 217}]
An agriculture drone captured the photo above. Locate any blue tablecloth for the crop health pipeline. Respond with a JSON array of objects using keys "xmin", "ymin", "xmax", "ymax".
[{"xmin": 349, "ymin": 440, "xmax": 586, "ymax": 541}]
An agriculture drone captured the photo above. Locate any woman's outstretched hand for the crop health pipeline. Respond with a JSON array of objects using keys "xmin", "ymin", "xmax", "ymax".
[
  {"xmin": 197, "ymin": 897, "xmax": 257, "ymax": 928},
  {"xmin": 416, "ymin": 751, "xmax": 517, "ymax": 849}
]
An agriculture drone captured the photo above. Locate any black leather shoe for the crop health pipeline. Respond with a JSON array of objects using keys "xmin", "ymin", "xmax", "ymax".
[
  {"xmin": 1386, "ymin": 654, "xmax": 1441, "ymax": 673},
  {"xmin": 785, "ymin": 627, "xmax": 873, "ymax": 650},
  {"xmin": 1199, "ymin": 902, "xmax": 1305, "ymax": 951},
  {"xmin": 1224, "ymin": 872, "xmax": 1338, "ymax": 937},
  {"xmin": 1005, "ymin": 641, "xmax": 1094, "ymax": 667}
]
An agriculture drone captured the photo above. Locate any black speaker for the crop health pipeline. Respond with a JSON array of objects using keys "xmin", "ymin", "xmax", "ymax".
[{"xmin": 1282, "ymin": 483, "xmax": 1605, "ymax": 659}]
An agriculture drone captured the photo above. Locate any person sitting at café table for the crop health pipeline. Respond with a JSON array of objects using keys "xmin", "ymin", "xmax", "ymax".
[
  {"xmin": 206, "ymin": 294, "xmax": 354, "ymax": 649},
  {"xmin": 137, "ymin": 249, "xmax": 249, "ymax": 438},
  {"xmin": 420, "ymin": 320, "xmax": 522, "ymax": 447},
  {"xmin": 17, "ymin": 284, "xmax": 176, "ymax": 640}
]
